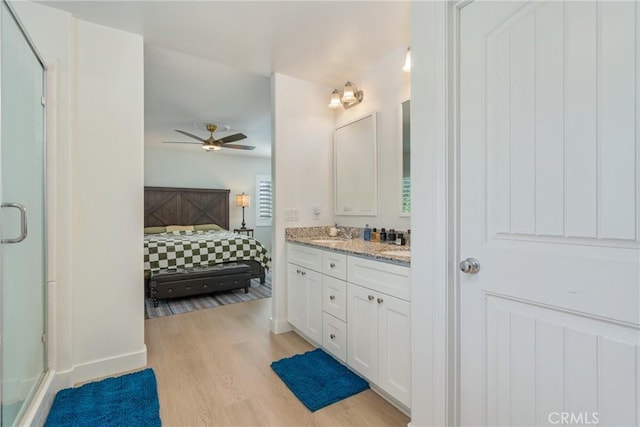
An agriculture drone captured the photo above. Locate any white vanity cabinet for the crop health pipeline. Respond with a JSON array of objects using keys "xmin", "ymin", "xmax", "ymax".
[
  {"xmin": 347, "ymin": 256, "xmax": 411, "ymax": 408},
  {"xmin": 287, "ymin": 241, "xmax": 411, "ymax": 410},
  {"xmin": 287, "ymin": 244, "xmax": 323, "ymax": 344}
]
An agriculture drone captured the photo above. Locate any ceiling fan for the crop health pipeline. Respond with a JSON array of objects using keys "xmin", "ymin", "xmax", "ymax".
[{"xmin": 163, "ymin": 124, "xmax": 255, "ymax": 151}]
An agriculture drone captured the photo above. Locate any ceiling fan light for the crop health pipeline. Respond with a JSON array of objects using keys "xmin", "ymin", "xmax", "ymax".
[
  {"xmin": 202, "ymin": 144, "xmax": 221, "ymax": 151},
  {"xmin": 328, "ymin": 90, "xmax": 342, "ymax": 109}
]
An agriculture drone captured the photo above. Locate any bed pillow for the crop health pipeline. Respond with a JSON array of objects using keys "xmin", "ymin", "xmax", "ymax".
[
  {"xmin": 194, "ymin": 223, "xmax": 223, "ymax": 231},
  {"xmin": 144, "ymin": 226, "xmax": 166, "ymax": 234},
  {"xmin": 166, "ymin": 225, "xmax": 194, "ymax": 232}
]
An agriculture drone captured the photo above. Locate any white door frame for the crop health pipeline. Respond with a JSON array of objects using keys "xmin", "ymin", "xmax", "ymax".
[
  {"xmin": 446, "ymin": 1, "xmax": 472, "ymax": 426},
  {"xmin": 409, "ymin": 1, "xmax": 465, "ymax": 425}
]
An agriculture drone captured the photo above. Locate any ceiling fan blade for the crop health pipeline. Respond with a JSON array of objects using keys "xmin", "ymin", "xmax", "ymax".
[
  {"xmin": 174, "ymin": 129, "xmax": 207, "ymax": 142},
  {"xmin": 219, "ymin": 133, "xmax": 247, "ymax": 144},
  {"xmin": 223, "ymin": 144, "xmax": 255, "ymax": 150},
  {"xmin": 162, "ymin": 141, "xmax": 203, "ymax": 144}
]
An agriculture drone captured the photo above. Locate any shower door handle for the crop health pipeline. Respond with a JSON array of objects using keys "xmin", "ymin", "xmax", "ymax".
[{"xmin": 1, "ymin": 202, "xmax": 28, "ymax": 243}]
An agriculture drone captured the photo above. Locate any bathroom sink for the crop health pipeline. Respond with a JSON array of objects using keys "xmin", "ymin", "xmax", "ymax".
[
  {"xmin": 380, "ymin": 250, "xmax": 411, "ymax": 257},
  {"xmin": 311, "ymin": 239, "xmax": 345, "ymax": 243}
]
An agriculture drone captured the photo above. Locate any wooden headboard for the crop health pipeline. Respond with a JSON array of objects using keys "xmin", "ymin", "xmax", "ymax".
[{"xmin": 144, "ymin": 187, "xmax": 230, "ymax": 229}]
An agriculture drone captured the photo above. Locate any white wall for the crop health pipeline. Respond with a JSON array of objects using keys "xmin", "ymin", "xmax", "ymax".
[
  {"xmin": 72, "ymin": 19, "xmax": 145, "ymax": 380},
  {"xmin": 332, "ymin": 48, "xmax": 411, "ymax": 231},
  {"xmin": 144, "ymin": 146, "xmax": 272, "ymax": 251},
  {"xmin": 11, "ymin": 2, "xmax": 146, "ymax": 418},
  {"xmin": 271, "ymin": 73, "xmax": 334, "ymax": 332}
]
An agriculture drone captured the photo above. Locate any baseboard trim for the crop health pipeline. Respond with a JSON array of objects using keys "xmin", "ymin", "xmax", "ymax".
[
  {"xmin": 18, "ymin": 346, "xmax": 148, "ymax": 427},
  {"xmin": 270, "ymin": 317, "xmax": 292, "ymax": 334},
  {"xmin": 71, "ymin": 346, "xmax": 147, "ymax": 385},
  {"xmin": 19, "ymin": 370, "xmax": 56, "ymax": 427}
]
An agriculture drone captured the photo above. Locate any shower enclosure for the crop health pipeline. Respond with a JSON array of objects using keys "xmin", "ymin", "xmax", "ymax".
[{"xmin": 0, "ymin": 1, "xmax": 47, "ymax": 425}]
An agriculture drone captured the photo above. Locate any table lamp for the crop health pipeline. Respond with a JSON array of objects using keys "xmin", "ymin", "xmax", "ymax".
[{"xmin": 235, "ymin": 193, "xmax": 250, "ymax": 229}]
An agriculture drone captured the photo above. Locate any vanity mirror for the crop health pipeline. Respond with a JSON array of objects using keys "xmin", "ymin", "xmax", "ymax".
[
  {"xmin": 400, "ymin": 99, "xmax": 410, "ymax": 215},
  {"xmin": 334, "ymin": 113, "xmax": 377, "ymax": 216}
]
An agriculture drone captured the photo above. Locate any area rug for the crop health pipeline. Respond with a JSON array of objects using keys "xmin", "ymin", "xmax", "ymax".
[
  {"xmin": 45, "ymin": 368, "xmax": 161, "ymax": 427},
  {"xmin": 145, "ymin": 273, "xmax": 271, "ymax": 319},
  {"xmin": 270, "ymin": 348, "xmax": 369, "ymax": 412}
]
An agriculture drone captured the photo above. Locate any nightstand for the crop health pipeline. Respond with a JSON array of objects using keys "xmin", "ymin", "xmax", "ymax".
[{"xmin": 234, "ymin": 228, "xmax": 254, "ymax": 237}]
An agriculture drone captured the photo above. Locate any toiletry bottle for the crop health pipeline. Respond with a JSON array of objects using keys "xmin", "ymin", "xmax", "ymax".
[
  {"xmin": 372, "ymin": 228, "xmax": 379, "ymax": 242},
  {"xmin": 396, "ymin": 233, "xmax": 405, "ymax": 246},
  {"xmin": 388, "ymin": 229, "xmax": 396, "ymax": 243},
  {"xmin": 380, "ymin": 228, "xmax": 387, "ymax": 242},
  {"xmin": 330, "ymin": 223, "xmax": 338, "ymax": 237},
  {"xmin": 364, "ymin": 224, "xmax": 371, "ymax": 241}
]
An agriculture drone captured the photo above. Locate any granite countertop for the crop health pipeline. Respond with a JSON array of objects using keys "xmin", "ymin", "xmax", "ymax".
[{"xmin": 286, "ymin": 236, "xmax": 411, "ymax": 266}]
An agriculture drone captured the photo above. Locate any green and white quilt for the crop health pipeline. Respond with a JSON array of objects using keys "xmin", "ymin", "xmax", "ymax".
[{"xmin": 144, "ymin": 230, "xmax": 271, "ymax": 273}]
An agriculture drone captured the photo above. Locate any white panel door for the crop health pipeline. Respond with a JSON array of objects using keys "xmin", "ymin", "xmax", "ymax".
[{"xmin": 460, "ymin": 1, "xmax": 640, "ymax": 426}]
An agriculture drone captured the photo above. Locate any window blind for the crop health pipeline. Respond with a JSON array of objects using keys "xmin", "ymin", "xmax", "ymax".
[{"xmin": 255, "ymin": 175, "xmax": 272, "ymax": 226}]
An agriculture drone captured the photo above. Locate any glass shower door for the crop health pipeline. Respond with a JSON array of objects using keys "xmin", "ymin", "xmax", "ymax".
[{"xmin": 0, "ymin": 2, "xmax": 46, "ymax": 425}]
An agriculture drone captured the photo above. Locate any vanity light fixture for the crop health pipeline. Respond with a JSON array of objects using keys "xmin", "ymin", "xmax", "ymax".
[
  {"xmin": 328, "ymin": 81, "xmax": 364, "ymax": 109},
  {"xmin": 402, "ymin": 47, "xmax": 411, "ymax": 72}
]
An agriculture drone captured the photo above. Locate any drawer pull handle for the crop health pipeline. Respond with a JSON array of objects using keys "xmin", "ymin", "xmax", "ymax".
[
  {"xmin": 301, "ymin": 271, "xmax": 306, "ymax": 276},
  {"xmin": 329, "ymin": 295, "xmax": 336, "ymax": 301},
  {"xmin": 296, "ymin": 269, "xmax": 301, "ymax": 274},
  {"xmin": 330, "ymin": 334, "xmax": 336, "ymax": 340},
  {"xmin": 377, "ymin": 298, "xmax": 384, "ymax": 304},
  {"xmin": 330, "ymin": 262, "xmax": 336, "ymax": 268},
  {"xmin": 368, "ymin": 295, "xmax": 374, "ymax": 301}
]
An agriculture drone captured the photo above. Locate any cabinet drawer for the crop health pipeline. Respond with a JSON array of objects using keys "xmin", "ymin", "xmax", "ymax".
[
  {"xmin": 322, "ymin": 251, "xmax": 347, "ymax": 280},
  {"xmin": 323, "ymin": 312, "xmax": 347, "ymax": 363},
  {"xmin": 287, "ymin": 243, "xmax": 323, "ymax": 272},
  {"xmin": 323, "ymin": 275, "xmax": 346, "ymax": 321},
  {"xmin": 347, "ymin": 256, "xmax": 411, "ymax": 301}
]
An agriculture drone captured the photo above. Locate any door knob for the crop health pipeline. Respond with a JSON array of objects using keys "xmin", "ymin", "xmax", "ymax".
[{"xmin": 459, "ymin": 258, "xmax": 480, "ymax": 274}]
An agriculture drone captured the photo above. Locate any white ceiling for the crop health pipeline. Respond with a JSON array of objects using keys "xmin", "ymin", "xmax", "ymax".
[{"xmin": 38, "ymin": 1, "xmax": 411, "ymax": 157}]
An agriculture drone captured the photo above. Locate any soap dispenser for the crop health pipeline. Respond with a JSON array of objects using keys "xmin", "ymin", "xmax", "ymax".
[
  {"xmin": 329, "ymin": 223, "xmax": 338, "ymax": 237},
  {"xmin": 363, "ymin": 224, "xmax": 371, "ymax": 241}
]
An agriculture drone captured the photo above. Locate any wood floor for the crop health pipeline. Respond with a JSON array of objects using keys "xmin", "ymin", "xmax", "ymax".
[{"xmin": 145, "ymin": 297, "xmax": 410, "ymax": 427}]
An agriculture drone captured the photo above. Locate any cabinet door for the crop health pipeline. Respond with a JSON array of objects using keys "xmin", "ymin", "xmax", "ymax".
[
  {"xmin": 347, "ymin": 283, "xmax": 378, "ymax": 382},
  {"xmin": 302, "ymin": 268, "xmax": 323, "ymax": 344},
  {"xmin": 377, "ymin": 293, "xmax": 411, "ymax": 407},
  {"xmin": 287, "ymin": 263, "xmax": 304, "ymax": 330}
]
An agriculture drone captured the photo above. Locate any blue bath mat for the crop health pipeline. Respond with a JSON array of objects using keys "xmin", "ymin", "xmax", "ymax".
[
  {"xmin": 270, "ymin": 348, "xmax": 369, "ymax": 412},
  {"xmin": 45, "ymin": 368, "xmax": 161, "ymax": 427}
]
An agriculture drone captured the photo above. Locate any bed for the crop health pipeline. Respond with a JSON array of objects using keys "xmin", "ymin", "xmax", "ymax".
[{"xmin": 144, "ymin": 186, "xmax": 269, "ymax": 283}]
